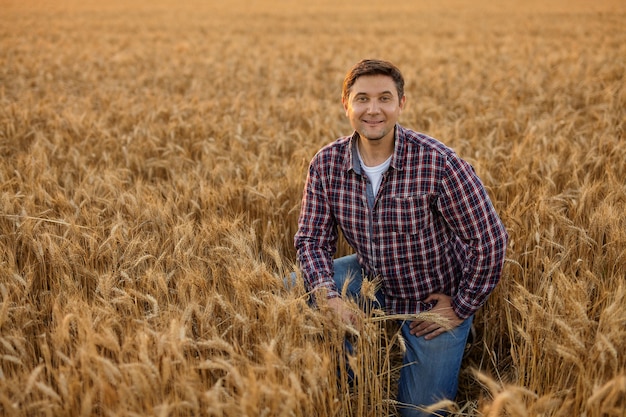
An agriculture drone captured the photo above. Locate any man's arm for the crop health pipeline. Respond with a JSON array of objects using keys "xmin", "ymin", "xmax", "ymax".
[
  {"xmin": 437, "ymin": 154, "xmax": 509, "ymax": 320},
  {"xmin": 294, "ymin": 161, "xmax": 340, "ymax": 298}
]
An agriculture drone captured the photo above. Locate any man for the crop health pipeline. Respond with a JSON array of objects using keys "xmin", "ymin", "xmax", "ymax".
[{"xmin": 294, "ymin": 59, "xmax": 508, "ymax": 416}]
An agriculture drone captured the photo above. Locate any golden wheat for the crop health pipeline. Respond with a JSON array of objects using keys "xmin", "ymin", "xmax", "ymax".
[{"xmin": 1, "ymin": 0, "xmax": 625, "ymax": 416}]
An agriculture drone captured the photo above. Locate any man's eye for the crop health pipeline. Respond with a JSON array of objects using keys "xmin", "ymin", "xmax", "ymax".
[
  {"xmin": 381, "ymin": 96, "xmax": 391, "ymax": 102},
  {"xmin": 356, "ymin": 97, "xmax": 368, "ymax": 102}
]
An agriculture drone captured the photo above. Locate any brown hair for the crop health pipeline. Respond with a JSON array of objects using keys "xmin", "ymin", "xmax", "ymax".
[{"xmin": 342, "ymin": 59, "xmax": 405, "ymax": 103}]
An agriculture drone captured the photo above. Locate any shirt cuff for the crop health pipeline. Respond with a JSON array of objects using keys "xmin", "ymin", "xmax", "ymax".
[
  {"xmin": 451, "ymin": 295, "xmax": 478, "ymax": 320},
  {"xmin": 311, "ymin": 281, "xmax": 341, "ymax": 300}
]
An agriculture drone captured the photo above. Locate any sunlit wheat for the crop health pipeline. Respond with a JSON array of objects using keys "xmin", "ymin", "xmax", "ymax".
[{"xmin": 0, "ymin": 0, "xmax": 624, "ymax": 416}]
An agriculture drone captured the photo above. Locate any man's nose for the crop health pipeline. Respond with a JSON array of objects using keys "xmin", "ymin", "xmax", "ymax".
[{"xmin": 367, "ymin": 101, "xmax": 380, "ymax": 113}]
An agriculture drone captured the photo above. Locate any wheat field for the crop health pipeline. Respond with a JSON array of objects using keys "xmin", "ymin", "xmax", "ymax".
[{"xmin": 1, "ymin": 0, "xmax": 625, "ymax": 416}]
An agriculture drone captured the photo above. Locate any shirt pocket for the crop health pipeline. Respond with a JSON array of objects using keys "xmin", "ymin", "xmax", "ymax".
[{"xmin": 390, "ymin": 193, "xmax": 434, "ymax": 235}]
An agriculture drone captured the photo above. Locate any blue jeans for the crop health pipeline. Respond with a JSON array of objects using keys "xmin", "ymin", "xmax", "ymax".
[{"xmin": 332, "ymin": 254, "xmax": 473, "ymax": 417}]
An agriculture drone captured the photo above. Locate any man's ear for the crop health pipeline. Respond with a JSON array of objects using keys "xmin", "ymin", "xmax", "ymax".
[
  {"xmin": 342, "ymin": 97, "xmax": 349, "ymax": 114},
  {"xmin": 399, "ymin": 95, "xmax": 407, "ymax": 110}
]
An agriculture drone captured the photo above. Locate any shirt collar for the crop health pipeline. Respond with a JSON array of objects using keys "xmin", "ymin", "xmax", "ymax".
[
  {"xmin": 348, "ymin": 132, "xmax": 362, "ymax": 175},
  {"xmin": 391, "ymin": 124, "xmax": 405, "ymax": 171}
]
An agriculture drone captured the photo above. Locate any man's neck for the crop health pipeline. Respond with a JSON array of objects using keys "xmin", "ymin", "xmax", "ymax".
[{"xmin": 357, "ymin": 135, "xmax": 394, "ymax": 167}]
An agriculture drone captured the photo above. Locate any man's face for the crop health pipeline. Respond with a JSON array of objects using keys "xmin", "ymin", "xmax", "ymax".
[{"xmin": 342, "ymin": 75, "xmax": 405, "ymax": 143}]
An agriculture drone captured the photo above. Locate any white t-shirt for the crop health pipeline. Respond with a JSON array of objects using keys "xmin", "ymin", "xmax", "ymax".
[{"xmin": 357, "ymin": 147, "xmax": 392, "ymax": 196}]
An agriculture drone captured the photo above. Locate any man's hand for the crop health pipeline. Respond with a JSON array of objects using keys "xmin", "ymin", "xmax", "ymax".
[
  {"xmin": 409, "ymin": 293, "xmax": 463, "ymax": 340},
  {"xmin": 326, "ymin": 297, "xmax": 360, "ymax": 328}
]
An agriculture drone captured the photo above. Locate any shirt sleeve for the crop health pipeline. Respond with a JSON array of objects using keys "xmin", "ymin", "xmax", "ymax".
[
  {"xmin": 294, "ymin": 160, "xmax": 340, "ymax": 298},
  {"xmin": 437, "ymin": 154, "xmax": 509, "ymax": 319}
]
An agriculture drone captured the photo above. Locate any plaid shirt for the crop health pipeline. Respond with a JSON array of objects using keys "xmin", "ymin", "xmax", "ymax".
[{"xmin": 295, "ymin": 125, "xmax": 508, "ymax": 319}]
